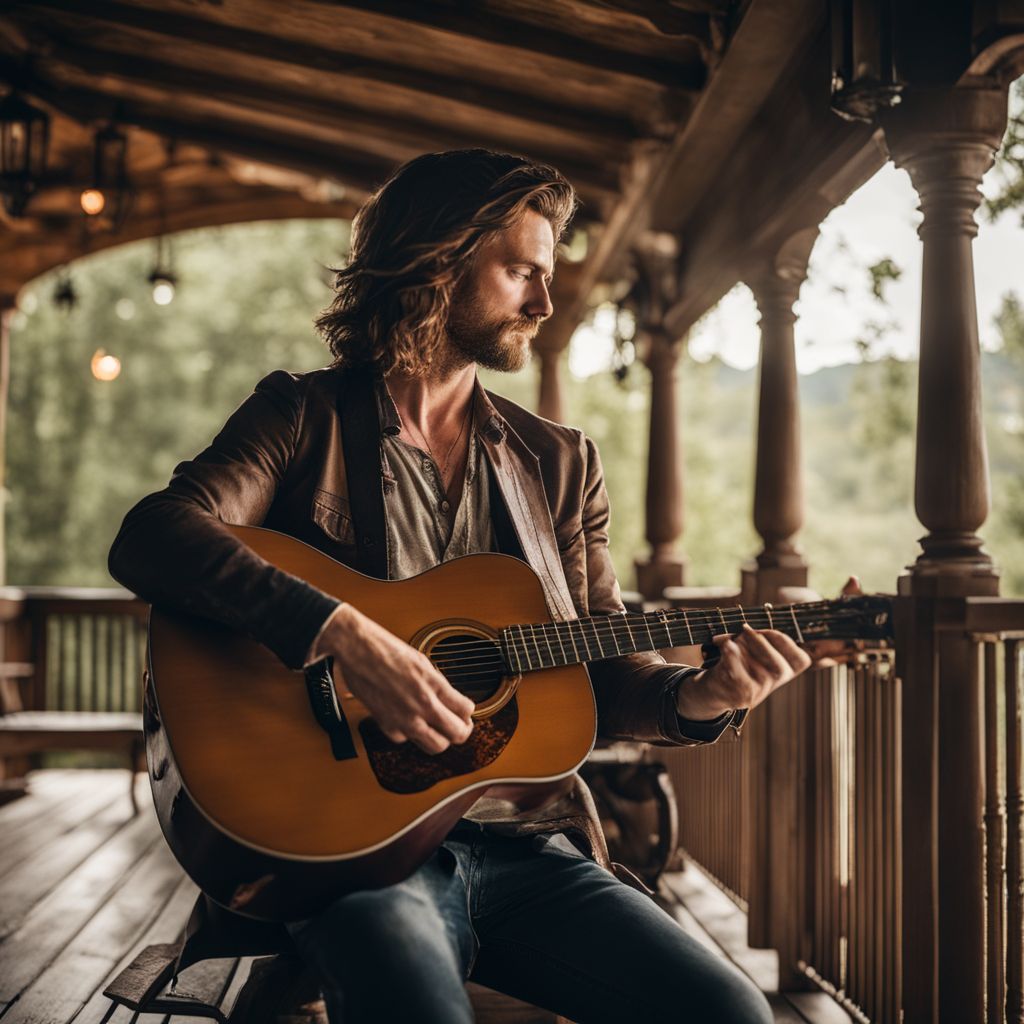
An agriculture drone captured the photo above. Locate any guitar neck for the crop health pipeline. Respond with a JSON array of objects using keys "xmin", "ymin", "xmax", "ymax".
[{"xmin": 499, "ymin": 597, "xmax": 892, "ymax": 674}]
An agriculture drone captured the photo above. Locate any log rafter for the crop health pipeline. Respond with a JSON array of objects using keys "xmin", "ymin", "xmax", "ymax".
[{"xmin": 306, "ymin": 0, "xmax": 709, "ymax": 86}]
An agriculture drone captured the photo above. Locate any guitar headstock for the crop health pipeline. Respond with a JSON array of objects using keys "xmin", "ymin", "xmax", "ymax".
[{"xmin": 797, "ymin": 594, "xmax": 895, "ymax": 642}]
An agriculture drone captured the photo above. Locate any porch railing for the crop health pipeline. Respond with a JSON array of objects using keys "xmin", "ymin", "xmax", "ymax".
[
  {"xmin": 0, "ymin": 588, "xmax": 147, "ymax": 715},
  {"xmin": 666, "ymin": 595, "xmax": 1024, "ymax": 1024}
]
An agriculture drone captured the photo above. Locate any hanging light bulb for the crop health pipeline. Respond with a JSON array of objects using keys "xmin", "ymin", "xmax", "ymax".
[
  {"xmin": 91, "ymin": 349, "xmax": 121, "ymax": 381},
  {"xmin": 52, "ymin": 268, "xmax": 78, "ymax": 312},
  {"xmin": 0, "ymin": 88, "xmax": 51, "ymax": 218},
  {"xmin": 80, "ymin": 188, "xmax": 105, "ymax": 215},
  {"xmin": 81, "ymin": 122, "xmax": 130, "ymax": 229},
  {"xmin": 148, "ymin": 266, "xmax": 177, "ymax": 305}
]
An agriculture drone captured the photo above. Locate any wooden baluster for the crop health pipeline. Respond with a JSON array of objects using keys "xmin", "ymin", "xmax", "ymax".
[
  {"xmin": 1006, "ymin": 639, "xmax": 1023, "ymax": 1024},
  {"xmin": 984, "ymin": 641, "xmax": 1006, "ymax": 1023},
  {"xmin": 882, "ymin": 82, "xmax": 1009, "ymax": 1024},
  {"xmin": 0, "ymin": 304, "xmax": 12, "ymax": 588}
]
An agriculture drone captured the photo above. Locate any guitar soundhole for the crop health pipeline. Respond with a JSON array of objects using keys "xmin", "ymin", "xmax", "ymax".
[{"xmin": 429, "ymin": 634, "xmax": 506, "ymax": 704}]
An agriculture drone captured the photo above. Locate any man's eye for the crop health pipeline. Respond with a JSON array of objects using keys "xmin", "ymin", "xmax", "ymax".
[{"xmin": 510, "ymin": 269, "xmax": 530, "ymax": 280}]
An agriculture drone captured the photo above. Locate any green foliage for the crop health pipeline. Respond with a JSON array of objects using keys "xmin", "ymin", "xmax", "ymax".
[
  {"xmin": 985, "ymin": 78, "xmax": 1024, "ymax": 224},
  {"xmin": 866, "ymin": 257, "xmax": 902, "ymax": 302},
  {"xmin": 6, "ymin": 219, "xmax": 1023, "ymax": 603}
]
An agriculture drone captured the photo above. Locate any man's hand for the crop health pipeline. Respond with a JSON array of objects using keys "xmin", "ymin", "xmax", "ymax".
[
  {"xmin": 676, "ymin": 625, "xmax": 812, "ymax": 721},
  {"xmin": 675, "ymin": 576, "xmax": 865, "ymax": 722},
  {"xmin": 317, "ymin": 604, "xmax": 475, "ymax": 754}
]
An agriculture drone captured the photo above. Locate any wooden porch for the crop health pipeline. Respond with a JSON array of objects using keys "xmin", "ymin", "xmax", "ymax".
[{"xmin": 0, "ymin": 769, "xmax": 856, "ymax": 1024}]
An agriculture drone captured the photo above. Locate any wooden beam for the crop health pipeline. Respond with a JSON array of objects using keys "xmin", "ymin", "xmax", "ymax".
[
  {"xmin": 28, "ymin": 49, "xmax": 625, "ymax": 201},
  {"xmin": 578, "ymin": 1, "xmax": 719, "ymax": 39},
  {"xmin": 309, "ymin": 0, "xmax": 707, "ymax": 87},
  {"xmin": 38, "ymin": 40, "xmax": 637, "ymax": 153},
  {"xmin": 3, "ymin": 1, "xmax": 648, "ymax": 139}
]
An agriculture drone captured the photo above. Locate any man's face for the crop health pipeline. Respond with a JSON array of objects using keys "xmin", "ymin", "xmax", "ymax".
[{"xmin": 447, "ymin": 209, "xmax": 555, "ymax": 373}]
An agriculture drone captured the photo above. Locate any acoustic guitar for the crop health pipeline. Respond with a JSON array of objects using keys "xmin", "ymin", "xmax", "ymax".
[{"xmin": 145, "ymin": 525, "xmax": 894, "ymax": 921}]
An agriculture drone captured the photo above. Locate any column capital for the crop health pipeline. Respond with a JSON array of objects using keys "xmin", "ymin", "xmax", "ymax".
[
  {"xmin": 882, "ymin": 83, "xmax": 1009, "ymax": 241},
  {"xmin": 746, "ymin": 227, "xmax": 818, "ymax": 326}
]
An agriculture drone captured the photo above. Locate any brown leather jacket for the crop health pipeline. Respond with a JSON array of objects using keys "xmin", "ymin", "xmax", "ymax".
[{"xmin": 108, "ymin": 366, "xmax": 700, "ymax": 746}]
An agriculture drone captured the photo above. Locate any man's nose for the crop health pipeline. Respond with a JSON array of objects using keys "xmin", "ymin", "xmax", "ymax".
[{"xmin": 524, "ymin": 278, "xmax": 553, "ymax": 320}]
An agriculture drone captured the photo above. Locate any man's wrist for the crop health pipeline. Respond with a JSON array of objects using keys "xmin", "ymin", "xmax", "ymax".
[
  {"xmin": 303, "ymin": 602, "xmax": 349, "ymax": 667},
  {"xmin": 674, "ymin": 668, "xmax": 735, "ymax": 722}
]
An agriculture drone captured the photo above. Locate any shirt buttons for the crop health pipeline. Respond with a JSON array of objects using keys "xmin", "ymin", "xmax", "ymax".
[{"xmin": 440, "ymin": 500, "xmax": 451, "ymax": 514}]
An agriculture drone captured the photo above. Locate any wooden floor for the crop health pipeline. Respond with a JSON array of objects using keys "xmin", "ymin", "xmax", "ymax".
[{"xmin": 0, "ymin": 771, "xmax": 853, "ymax": 1024}]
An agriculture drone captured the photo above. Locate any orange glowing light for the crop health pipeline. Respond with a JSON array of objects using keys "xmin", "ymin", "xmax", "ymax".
[
  {"xmin": 91, "ymin": 349, "xmax": 121, "ymax": 381},
  {"xmin": 80, "ymin": 189, "xmax": 106, "ymax": 215}
]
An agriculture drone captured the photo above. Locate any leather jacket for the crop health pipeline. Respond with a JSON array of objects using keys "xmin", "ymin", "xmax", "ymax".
[{"xmin": 108, "ymin": 366, "xmax": 701, "ymax": 746}]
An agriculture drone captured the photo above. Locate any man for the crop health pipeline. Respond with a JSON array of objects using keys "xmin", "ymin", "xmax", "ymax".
[{"xmin": 110, "ymin": 149, "xmax": 808, "ymax": 1023}]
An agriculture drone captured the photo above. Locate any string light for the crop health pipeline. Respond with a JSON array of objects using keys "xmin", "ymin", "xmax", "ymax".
[
  {"xmin": 91, "ymin": 349, "xmax": 121, "ymax": 381},
  {"xmin": 80, "ymin": 188, "xmax": 105, "ymax": 215}
]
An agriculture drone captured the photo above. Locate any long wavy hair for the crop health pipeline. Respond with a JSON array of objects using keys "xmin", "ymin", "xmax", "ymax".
[{"xmin": 315, "ymin": 149, "xmax": 577, "ymax": 376}]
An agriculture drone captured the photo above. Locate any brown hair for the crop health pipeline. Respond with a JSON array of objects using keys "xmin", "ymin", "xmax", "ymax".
[{"xmin": 315, "ymin": 149, "xmax": 577, "ymax": 376}]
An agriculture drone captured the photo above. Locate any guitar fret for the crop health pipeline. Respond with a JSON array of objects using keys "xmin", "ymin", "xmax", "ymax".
[
  {"xmin": 790, "ymin": 606, "xmax": 804, "ymax": 644},
  {"xmin": 552, "ymin": 622, "xmax": 569, "ymax": 666},
  {"xmin": 541, "ymin": 624, "xmax": 556, "ymax": 667},
  {"xmin": 565, "ymin": 620, "xmax": 582, "ymax": 662},
  {"xmin": 516, "ymin": 624, "xmax": 531, "ymax": 671},
  {"xmin": 623, "ymin": 616, "xmax": 640, "ymax": 655},
  {"xmin": 764, "ymin": 603, "xmax": 774, "ymax": 630},
  {"xmin": 528, "ymin": 626, "xmax": 543, "ymax": 669},
  {"xmin": 607, "ymin": 616, "xmax": 623, "ymax": 655},
  {"xmin": 642, "ymin": 614, "xmax": 656, "ymax": 652},
  {"xmin": 586, "ymin": 618, "xmax": 606, "ymax": 657},
  {"xmin": 657, "ymin": 610, "xmax": 674, "ymax": 650},
  {"xmin": 717, "ymin": 607, "xmax": 729, "ymax": 634},
  {"xmin": 506, "ymin": 628, "xmax": 522, "ymax": 674}
]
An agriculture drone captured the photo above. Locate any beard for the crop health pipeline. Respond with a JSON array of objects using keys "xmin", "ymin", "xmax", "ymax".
[{"xmin": 447, "ymin": 303, "xmax": 541, "ymax": 374}]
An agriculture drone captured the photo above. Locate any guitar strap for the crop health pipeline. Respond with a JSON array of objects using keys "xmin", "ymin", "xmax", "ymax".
[{"xmin": 337, "ymin": 366, "xmax": 389, "ymax": 580}]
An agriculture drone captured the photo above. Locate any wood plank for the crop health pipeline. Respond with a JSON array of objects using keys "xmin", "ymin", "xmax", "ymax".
[
  {"xmin": 0, "ymin": 770, "xmax": 97, "ymax": 838},
  {"xmin": 322, "ymin": 0, "xmax": 706, "ymax": 85},
  {"xmin": 71, "ymin": 875, "xmax": 198, "ymax": 1024},
  {"xmin": 0, "ymin": 807, "xmax": 161, "ymax": 1003},
  {"xmin": 5, "ymin": 1, "xmax": 655, "ymax": 134},
  {"xmin": 0, "ymin": 770, "xmax": 127, "ymax": 868},
  {"xmin": 783, "ymin": 992, "xmax": 859, "ymax": 1023},
  {"xmin": 0, "ymin": 841, "xmax": 184, "ymax": 1024},
  {"xmin": 0, "ymin": 788, "xmax": 140, "ymax": 938},
  {"xmin": 661, "ymin": 866, "xmax": 780, "ymax": 991}
]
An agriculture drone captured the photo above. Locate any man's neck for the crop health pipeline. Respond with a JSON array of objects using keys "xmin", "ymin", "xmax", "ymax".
[{"xmin": 386, "ymin": 362, "xmax": 477, "ymax": 440}]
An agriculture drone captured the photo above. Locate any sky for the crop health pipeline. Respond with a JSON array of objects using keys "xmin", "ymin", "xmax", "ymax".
[{"xmin": 569, "ymin": 106, "xmax": 1023, "ymax": 378}]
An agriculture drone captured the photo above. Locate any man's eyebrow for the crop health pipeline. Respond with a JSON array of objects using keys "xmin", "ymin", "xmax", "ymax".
[{"xmin": 514, "ymin": 260, "xmax": 555, "ymax": 281}]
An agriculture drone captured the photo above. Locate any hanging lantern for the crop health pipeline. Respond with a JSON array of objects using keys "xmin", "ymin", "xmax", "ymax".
[
  {"xmin": 52, "ymin": 268, "xmax": 77, "ymax": 312},
  {"xmin": 81, "ymin": 122, "xmax": 131, "ymax": 230},
  {"xmin": 830, "ymin": 0, "xmax": 903, "ymax": 122},
  {"xmin": 0, "ymin": 89, "xmax": 50, "ymax": 218}
]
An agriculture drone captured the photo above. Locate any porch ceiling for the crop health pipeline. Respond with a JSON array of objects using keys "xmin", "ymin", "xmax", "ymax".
[{"xmin": 0, "ymin": 0, "xmax": 880, "ymax": 342}]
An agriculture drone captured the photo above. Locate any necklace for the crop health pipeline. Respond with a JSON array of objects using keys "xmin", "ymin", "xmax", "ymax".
[{"xmin": 408, "ymin": 395, "xmax": 474, "ymax": 489}]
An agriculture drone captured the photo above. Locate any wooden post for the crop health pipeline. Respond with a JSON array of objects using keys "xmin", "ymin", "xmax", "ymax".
[
  {"xmin": 742, "ymin": 233, "xmax": 816, "ymax": 986},
  {"xmin": 742, "ymin": 229, "xmax": 816, "ymax": 604},
  {"xmin": 0, "ymin": 302, "xmax": 12, "ymax": 589},
  {"xmin": 881, "ymin": 82, "xmax": 1009, "ymax": 1024},
  {"xmin": 536, "ymin": 347, "xmax": 565, "ymax": 424},
  {"xmin": 631, "ymin": 239, "xmax": 687, "ymax": 600}
]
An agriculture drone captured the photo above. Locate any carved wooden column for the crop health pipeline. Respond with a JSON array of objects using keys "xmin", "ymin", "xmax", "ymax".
[
  {"xmin": 881, "ymin": 82, "xmax": 1008, "ymax": 1024},
  {"xmin": 742, "ymin": 230, "xmax": 816, "ymax": 605},
  {"xmin": 536, "ymin": 347, "xmax": 565, "ymax": 424},
  {"xmin": 884, "ymin": 87, "xmax": 1004, "ymax": 590},
  {"xmin": 630, "ymin": 239, "xmax": 687, "ymax": 600},
  {"xmin": 741, "ymin": 234, "xmax": 815, "ymax": 985}
]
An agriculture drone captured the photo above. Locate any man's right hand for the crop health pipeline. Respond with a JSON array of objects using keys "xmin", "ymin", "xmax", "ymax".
[{"xmin": 315, "ymin": 604, "xmax": 475, "ymax": 754}]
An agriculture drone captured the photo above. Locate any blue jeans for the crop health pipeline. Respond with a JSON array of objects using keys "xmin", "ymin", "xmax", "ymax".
[{"xmin": 288, "ymin": 823, "xmax": 773, "ymax": 1024}]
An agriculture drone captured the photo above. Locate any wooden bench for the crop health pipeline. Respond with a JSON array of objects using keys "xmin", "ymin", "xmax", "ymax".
[{"xmin": 0, "ymin": 589, "xmax": 145, "ymax": 808}]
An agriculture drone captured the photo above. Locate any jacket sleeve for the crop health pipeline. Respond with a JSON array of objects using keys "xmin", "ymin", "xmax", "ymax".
[
  {"xmin": 108, "ymin": 370, "xmax": 340, "ymax": 669},
  {"xmin": 578, "ymin": 434, "xmax": 710, "ymax": 746}
]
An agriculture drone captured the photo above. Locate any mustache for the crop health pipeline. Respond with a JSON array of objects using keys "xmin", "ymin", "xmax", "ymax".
[{"xmin": 507, "ymin": 315, "xmax": 545, "ymax": 333}]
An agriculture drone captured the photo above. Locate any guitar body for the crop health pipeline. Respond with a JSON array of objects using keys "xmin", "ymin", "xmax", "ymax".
[{"xmin": 146, "ymin": 526, "xmax": 597, "ymax": 921}]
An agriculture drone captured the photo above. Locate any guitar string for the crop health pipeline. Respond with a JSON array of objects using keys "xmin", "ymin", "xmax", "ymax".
[
  {"xmin": 425, "ymin": 604, "xmax": 865, "ymax": 665},
  {"xmin": 428, "ymin": 611, "xmax": 871, "ymax": 675},
  {"xmin": 423, "ymin": 601, "xmax": 850, "ymax": 657}
]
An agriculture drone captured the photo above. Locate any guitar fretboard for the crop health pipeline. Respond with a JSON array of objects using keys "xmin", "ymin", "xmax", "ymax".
[{"xmin": 499, "ymin": 600, "xmax": 873, "ymax": 674}]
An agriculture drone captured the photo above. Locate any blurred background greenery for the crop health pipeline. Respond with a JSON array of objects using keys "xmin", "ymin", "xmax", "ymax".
[{"xmin": 5, "ymin": 208, "xmax": 1022, "ymax": 601}]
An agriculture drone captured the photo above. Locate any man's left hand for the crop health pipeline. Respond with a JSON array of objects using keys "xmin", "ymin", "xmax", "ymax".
[{"xmin": 674, "ymin": 575, "xmax": 863, "ymax": 722}]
